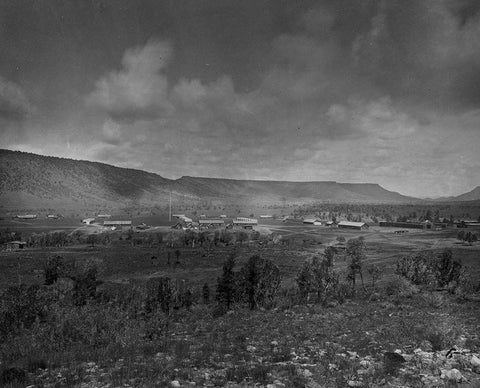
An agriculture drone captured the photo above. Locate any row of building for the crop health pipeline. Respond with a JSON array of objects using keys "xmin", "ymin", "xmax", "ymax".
[
  {"xmin": 302, "ymin": 218, "xmax": 369, "ymax": 230},
  {"xmin": 173, "ymin": 216, "xmax": 258, "ymax": 230}
]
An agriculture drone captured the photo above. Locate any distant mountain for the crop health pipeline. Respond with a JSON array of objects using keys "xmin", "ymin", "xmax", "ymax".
[
  {"xmin": 0, "ymin": 149, "xmax": 420, "ymax": 211},
  {"xmin": 447, "ymin": 186, "xmax": 480, "ymax": 202}
]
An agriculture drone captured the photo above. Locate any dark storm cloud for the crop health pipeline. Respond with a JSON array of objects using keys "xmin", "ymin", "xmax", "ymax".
[{"xmin": 1, "ymin": 0, "xmax": 480, "ymax": 197}]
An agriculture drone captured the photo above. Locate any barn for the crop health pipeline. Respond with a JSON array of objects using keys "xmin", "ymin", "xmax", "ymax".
[
  {"xmin": 232, "ymin": 217, "xmax": 258, "ymax": 229},
  {"xmin": 303, "ymin": 218, "xmax": 322, "ymax": 225},
  {"xmin": 337, "ymin": 221, "xmax": 369, "ymax": 230},
  {"xmin": 379, "ymin": 221, "xmax": 427, "ymax": 229},
  {"xmin": 198, "ymin": 219, "xmax": 225, "ymax": 228},
  {"xmin": 103, "ymin": 220, "xmax": 132, "ymax": 229},
  {"xmin": 16, "ymin": 214, "xmax": 37, "ymax": 219}
]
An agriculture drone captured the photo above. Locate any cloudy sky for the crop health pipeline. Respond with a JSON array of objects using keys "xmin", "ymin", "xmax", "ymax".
[{"xmin": 1, "ymin": 0, "xmax": 480, "ymax": 197}]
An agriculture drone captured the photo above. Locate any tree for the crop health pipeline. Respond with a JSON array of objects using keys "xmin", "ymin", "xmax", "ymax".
[
  {"xmin": 324, "ymin": 246, "xmax": 337, "ymax": 267},
  {"xmin": 241, "ymin": 255, "xmax": 280, "ymax": 310},
  {"xmin": 70, "ymin": 261, "xmax": 99, "ymax": 306},
  {"xmin": 86, "ymin": 233, "xmax": 97, "ymax": 247},
  {"xmin": 174, "ymin": 249, "xmax": 181, "ymax": 266},
  {"xmin": 43, "ymin": 255, "xmax": 65, "ymax": 285},
  {"xmin": 216, "ymin": 253, "xmax": 236, "ymax": 310},
  {"xmin": 346, "ymin": 237, "xmax": 367, "ymax": 293},
  {"xmin": 202, "ymin": 283, "xmax": 210, "ymax": 304},
  {"xmin": 367, "ymin": 264, "xmax": 382, "ymax": 290},
  {"xmin": 296, "ymin": 261, "xmax": 314, "ymax": 301}
]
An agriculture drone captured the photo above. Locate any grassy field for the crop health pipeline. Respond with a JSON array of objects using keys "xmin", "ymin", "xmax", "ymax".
[{"xmin": 1, "ymin": 220, "xmax": 480, "ymax": 387}]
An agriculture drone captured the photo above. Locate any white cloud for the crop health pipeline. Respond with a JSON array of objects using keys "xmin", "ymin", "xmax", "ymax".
[
  {"xmin": 86, "ymin": 40, "xmax": 173, "ymax": 121},
  {"xmin": 0, "ymin": 76, "xmax": 33, "ymax": 120}
]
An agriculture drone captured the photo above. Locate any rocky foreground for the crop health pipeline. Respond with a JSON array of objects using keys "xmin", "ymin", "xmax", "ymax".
[{"xmin": 10, "ymin": 292, "xmax": 479, "ymax": 388}]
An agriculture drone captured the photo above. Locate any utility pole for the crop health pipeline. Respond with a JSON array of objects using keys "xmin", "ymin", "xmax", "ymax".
[{"xmin": 169, "ymin": 190, "xmax": 172, "ymax": 222}]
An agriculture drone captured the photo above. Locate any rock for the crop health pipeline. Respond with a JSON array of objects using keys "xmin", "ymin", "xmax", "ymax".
[
  {"xmin": 347, "ymin": 351, "xmax": 358, "ymax": 359},
  {"xmin": 420, "ymin": 340, "xmax": 433, "ymax": 352},
  {"xmin": 271, "ymin": 340, "xmax": 279, "ymax": 347},
  {"xmin": 298, "ymin": 368, "xmax": 313, "ymax": 378},
  {"xmin": 169, "ymin": 380, "xmax": 181, "ymax": 388},
  {"xmin": 246, "ymin": 345, "xmax": 256, "ymax": 352},
  {"xmin": 359, "ymin": 360, "xmax": 370, "ymax": 368},
  {"xmin": 347, "ymin": 380, "xmax": 363, "ymax": 387},
  {"xmin": 384, "ymin": 352, "xmax": 406, "ymax": 364},
  {"xmin": 384, "ymin": 352, "xmax": 406, "ymax": 373},
  {"xmin": 471, "ymin": 355, "xmax": 480, "ymax": 368},
  {"xmin": 440, "ymin": 368, "xmax": 465, "ymax": 382}
]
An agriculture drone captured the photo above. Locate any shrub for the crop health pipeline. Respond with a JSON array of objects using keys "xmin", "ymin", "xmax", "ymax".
[
  {"xmin": 44, "ymin": 255, "xmax": 66, "ymax": 285},
  {"xmin": 0, "ymin": 284, "xmax": 46, "ymax": 340},
  {"xmin": 202, "ymin": 283, "xmax": 210, "ymax": 304},
  {"xmin": 436, "ymin": 249, "xmax": 462, "ymax": 288},
  {"xmin": 395, "ymin": 252, "xmax": 437, "ymax": 288},
  {"xmin": 71, "ymin": 262, "xmax": 98, "ymax": 306},
  {"xmin": 396, "ymin": 249, "xmax": 464, "ymax": 291},
  {"xmin": 216, "ymin": 253, "xmax": 236, "ymax": 311},
  {"xmin": 145, "ymin": 277, "xmax": 175, "ymax": 316},
  {"xmin": 346, "ymin": 237, "xmax": 367, "ymax": 293},
  {"xmin": 296, "ymin": 254, "xmax": 339, "ymax": 304},
  {"xmin": 383, "ymin": 275, "xmax": 419, "ymax": 298},
  {"xmin": 240, "ymin": 255, "xmax": 281, "ymax": 310}
]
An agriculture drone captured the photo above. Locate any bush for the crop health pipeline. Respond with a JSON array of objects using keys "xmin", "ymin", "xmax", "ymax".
[
  {"xmin": 71, "ymin": 261, "xmax": 99, "ymax": 306},
  {"xmin": 296, "ymin": 255, "xmax": 339, "ymax": 304},
  {"xmin": 0, "ymin": 285, "xmax": 46, "ymax": 340},
  {"xmin": 383, "ymin": 275, "xmax": 419, "ymax": 298},
  {"xmin": 395, "ymin": 252, "xmax": 437, "ymax": 288},
  {"xmin": 216, "ymin": 253, "xmax": 236, "ymax": 311},
  {"xmin": 44, "ymin": 255, "xmax": 65, "ymax": 285},
  {"xmin": 240, "ymin": 255, "xmax": 281, "ymax": 310},
  {"xmin": 396, "ymin": 249, "xmax": 464, "ymax": 291}
]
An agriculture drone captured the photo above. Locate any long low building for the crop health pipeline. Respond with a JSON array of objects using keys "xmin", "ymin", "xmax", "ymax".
[
  {"xmin": 303, "ymin": 218, "xmax": 322, "ymax": 225},
  {"xmin": 379, "ymin": 221, "xmax": 431, "ymax": 229},
  {"xmin": 199, "ymin": 219, "xmax": 225, "ymax": 227},
  {"xmin": 103, "ymin": 220, "xmax": 132, "ymax": 227},
  {"xmin": 16, "ymin": 214, "xmax": 37, "ymax": 219},
  {"xmin": 232, "ymin": 217, "xmax": 258, "ymax": 229},
  {"xmin": 337, "ymin": 221, "xmax": 369, "ymax": 230}
]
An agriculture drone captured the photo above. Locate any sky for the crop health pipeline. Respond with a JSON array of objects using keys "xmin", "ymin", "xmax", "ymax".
[{"xmin": 1, "ymin": 0, "xmax": 480, "ymax": 198}]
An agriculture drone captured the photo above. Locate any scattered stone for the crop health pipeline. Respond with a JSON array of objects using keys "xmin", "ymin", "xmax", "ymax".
[
  {"xmin": 271, "ymin": 340, "xmax": 279, "ymax": 346},
  {"xmin": 347, "ymin": 380, "xmax": 363, "ymax": 387},
  {"xmin": 169, "ymin": 380, "xmax": 181, "ymax": 388},
  {"xmin": 420, "ymin": 340, "xmax": 433, "ymax": 352},
  {"xmin": 440, "ymin": 368, "xmax": 465, "ymax": 382},
  {"xmin": 384, "ymin": 352, "xmax": 406, "ymax": 364},
  {"xmin": 297, "ymin": 368, "xmax": 313, "ymax": 378},
  {"xmin": 246, "ymin": 345, "xmax": 256, "ymax": 352},
  {"xmin": 471, "ymin": 355, "xmax": 480, "ymax": 369},
  {"xmin": 384, "ymin": 352, "xmax": 406, "ymax": 374},
  {"xmin": 359, "ymin": 360, "xmax": 370, "ymax": 368},
  {"xmin": 347, "ymin": 351, "xmax": 358, "ymax": 359}
]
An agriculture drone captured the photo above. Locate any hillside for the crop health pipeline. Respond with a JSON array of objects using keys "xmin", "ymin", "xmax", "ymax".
[
  {"xmin": 451, "ymin": 186, "xmax": 480, "ymax": 201},
  {"xmin": 0, "ymin": 149, "xmax": 419, "ymax": 211}
]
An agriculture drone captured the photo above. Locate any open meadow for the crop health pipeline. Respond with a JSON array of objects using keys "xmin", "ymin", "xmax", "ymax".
[{"xmin": 1, "ymin": 216, "xmax": 480, "ymax": 387}]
